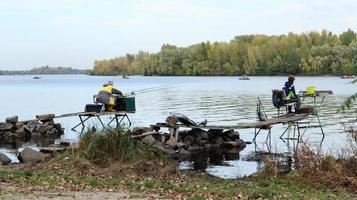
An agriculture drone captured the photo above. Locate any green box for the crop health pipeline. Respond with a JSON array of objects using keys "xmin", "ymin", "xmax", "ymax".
[
  {"xmin": 116, "ymin": 96, "xmax": 136, "ymax": 113},
  {"xmin": 125, "ymin": 96, "xmax": 136, "ymax": 113}
]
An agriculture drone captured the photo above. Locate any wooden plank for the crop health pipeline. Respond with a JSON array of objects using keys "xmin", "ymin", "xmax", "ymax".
[
  {"xmin": 155, "ymin": 113, "xmax": 309, "ymax": 130},
  {"xmin": 131, "ymin": 131, "xmax": 161, "ymax": 138},
  {"xmin": 36, "ymin": 114, "xmax": 55, "ymax": 121},
  {"xmin": 55, "ymin": 111, "xmax": 128, "ymax": 118}
]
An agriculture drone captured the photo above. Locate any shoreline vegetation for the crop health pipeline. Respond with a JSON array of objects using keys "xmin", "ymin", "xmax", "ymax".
[
  {"xmin": 91, "ymin": 29, "xmax": 357, "ymax": 77},
  {"xmin": 0, "ymin": 66, "xmax": 89, "ymax": 75},
  {"xmin": 1, "ymin": 127, "xmax": 356, "ymax": 199}
]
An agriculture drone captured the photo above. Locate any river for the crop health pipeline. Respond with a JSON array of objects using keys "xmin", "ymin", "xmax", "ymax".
[{"xmin": 0, "ymin": 75, "xmax": 356, "ymax": 178}]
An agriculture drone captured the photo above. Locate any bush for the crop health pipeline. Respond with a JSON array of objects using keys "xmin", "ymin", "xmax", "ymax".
[
  {"xmin": 77, "ymin": 127, "xmax": 165, "ymax": 166},
  {"xmin": 295, "ymin": 144, "xmax": 357, "ymax": 191}
]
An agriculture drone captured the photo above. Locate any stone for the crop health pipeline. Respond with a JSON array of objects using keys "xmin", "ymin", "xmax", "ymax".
[
  {"xmin": 6, "ymin": 116, "xmax": 18, "ymax": 123},
  {"xmin": 214, "ymin": 136, "xmax": 224, "ymax": 145},
  {"xmin": 164, "ymin": 149, "xmax": 178, "ymax": 159},
  {"xmin": 183, "ymin": 135, "xmax": 194, "ymax": 146},
  {"xmin": 236, "ymin": 139, "xmax": 247, "ymax": 149},
  {"xmin": 175, "ymin": 142, "xmax": 185, "ymax": 149},
  {"xmin": 15, "ymin": 122, "xmax": 25, "ymax": 129},
  {"xmin": 59, "ymin": 139, "xmax": 70, "ymax": 146},
  {"xmin": 0, "ymin": 123, "xmax": 13, "ymax": 131},
  {"xmin": 142, "ymin": 135, "xmax": 156, "ymax": 145},
  {"xmin": 0, "ymin": 153, "xmax": 11, "ymax": 165},
  {"xmin": 15, "ymin": 127, "xmax": 28, "ymax": 139},
  {"xmin": 18, "ymin": 147, "xmax": 47, "ymax": 163},
  {"xmin": 23, "ymin": 125, "xmax": 35, "ymax": 133},
  {"xmin": 40, "ymin": 147, "xmax": 66, "ymax": 154},
  {"xmin": 178, "ymin": 149, "xmax": 191, "ymax": 160},
  {"xmin": 131, "ymin": 127, "xmax": 153, "ymax": 135},
  {"xmin": 225, "ymin": 130, "xmax": 240, "ymax": 140},
  {"xmin": 165, "ymin": 116, "xmax": 178, "ymax": 125}
]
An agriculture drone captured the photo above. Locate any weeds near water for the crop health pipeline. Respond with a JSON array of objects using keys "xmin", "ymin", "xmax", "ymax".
[
  {"xmin": 295, "ymin": 144, "xmax": 357, "ymax": 192},
  {"xmin": 77, "ymin": 127, "xmax": 166, "ymax": 166}
]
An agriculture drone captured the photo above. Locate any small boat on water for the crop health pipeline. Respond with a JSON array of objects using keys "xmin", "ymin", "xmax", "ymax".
[
  {"xmin": 239, "ymin": 76, "xmax": 250, "ymax": 80},
  {"xmin": 340, "ymin": 75, "xmax": 355, "ymax": 79},
  {"xmin": 122, "ymin": 75, "xmax": 129, "ymax": 79},
  {"xmin": 33, "ymin": 76, "xmax": 41, "ymax": 79}
]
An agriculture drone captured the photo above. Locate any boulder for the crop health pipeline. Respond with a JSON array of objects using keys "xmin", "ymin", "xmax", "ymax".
[
  {"xmin": 175, "ymin": 142, "xmax": 186, "ymax": 149},
  {"xmin": 0, "ymin": 153, "xmax": 11, "ymax": 165},
  {"xmin": 18, "ymin": 147, "xmax": 47, "ymax": 163},
  {"xmin": 178, "ymin": 149, "xmax": 191, "ymax": 160},
  {"xmin": 40, "ymin": 147, "xmax": 66, "ymax": 154},
  {"xmin": 15, "ymin": 127, "xmax": 28, "ymax": 139},
  {"xmin": 6, "ymin": 116, "xmax": 18, "ymax": 123},
  {"xmin": 165, "ymin": 116, "xmax": 178, "ymax": 125},
  {"xmin": 0, "ymin": 123, "xmax": 13, "ymax": 131},
  {"xmin": 59, "ymin": 139, "xmax": 70, "ymax": 146},
  {"xmin": 225, "ymin": 130, "xmax": 240, "ymax": 140},
  {"xmin": 142, "ymin": 135, "xmax": 156, "ymax": 145},
  {"xmin": 131, "ymin": 127, "xmax": 153, "ymax": 135}
]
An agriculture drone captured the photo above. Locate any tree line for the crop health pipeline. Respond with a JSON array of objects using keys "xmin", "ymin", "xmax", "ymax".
[
  {"xmin": 0, "ymin": 66, "xmax": 89, "ymax": 75},
  {"xmin": 91, "ymin": 29, "xmax": 357, "ymax": 76}
]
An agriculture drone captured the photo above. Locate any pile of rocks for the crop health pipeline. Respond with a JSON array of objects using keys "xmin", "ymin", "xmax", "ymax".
[
  {"xmin": 0, "ymin": 116, "xmax": 64, "ymax": 146},
  {"xmin": 132, "ymin": 116, "xmax": 247, "ymax": 162}
]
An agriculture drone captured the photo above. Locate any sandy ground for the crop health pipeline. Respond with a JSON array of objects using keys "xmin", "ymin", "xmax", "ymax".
[{"xmin": 0, "ymin": 184, "xmax": 148, "ymax": 200}]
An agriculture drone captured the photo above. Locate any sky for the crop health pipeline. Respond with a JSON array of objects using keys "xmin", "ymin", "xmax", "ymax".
[{"xmin": 1, "ymin": 0, "xmax": 357, "ymax": 70}]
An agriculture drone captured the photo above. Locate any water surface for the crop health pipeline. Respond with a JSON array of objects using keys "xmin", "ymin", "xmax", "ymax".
[{"xmin": 0, "ymin": 75, "xmax": 355, "ymax": 178}]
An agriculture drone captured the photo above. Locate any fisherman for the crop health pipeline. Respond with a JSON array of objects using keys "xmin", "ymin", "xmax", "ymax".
[
  {"xmin": 283, "ymin": 75, "xmax": 300, "ymax": 113},
  {"xmin": 98, "ymin": 81, "xmax": 123, "ymax": 112}
]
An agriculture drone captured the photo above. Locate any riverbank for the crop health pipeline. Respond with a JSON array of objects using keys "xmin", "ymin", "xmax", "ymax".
[
  {"xmin": 1, "ymin": 126, "xmax": 356, "ymax": 200},
  {"xmin": 0, "ymin": 157, "xmax": 355, "ymax": 200}
]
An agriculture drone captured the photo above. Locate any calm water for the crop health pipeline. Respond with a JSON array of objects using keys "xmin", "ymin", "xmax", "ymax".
[{"xmin": 0, "ymin": 75, "xmax": 356, "ymax": 178}]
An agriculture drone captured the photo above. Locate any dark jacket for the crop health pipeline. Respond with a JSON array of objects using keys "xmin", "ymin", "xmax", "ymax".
[{"xmin": 283, "ymin": 81, "xmax": 296, "ymax": 97}]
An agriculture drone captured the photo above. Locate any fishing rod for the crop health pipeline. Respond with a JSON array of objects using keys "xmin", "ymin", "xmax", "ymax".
[{"xmin": 126, "ymin": 85, "xmax": 177, "ymax": 95}]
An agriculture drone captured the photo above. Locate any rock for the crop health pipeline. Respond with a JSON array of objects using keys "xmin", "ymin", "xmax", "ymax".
[
  {"xmin": 193, "ymin": 137, "xmax": 203, "ymax": 146},
  {"xmin": 142, "ymin": 135, "xmax": 156, "ymax": 145},
  {"xmin": 15, "ymin": 127, "xmax": 28, "ymax": 139},
  {"xmin": 23, "ymin": 125, "xmax": 34, "ymax": 134},
  {"xmin": 45, "ymin": 125, "xmax": 55, "ymax": 132},
  {"xmin": 225, "ymin": 130, "xmax": 240, "ymax": 140},
  {"xmin": 2, "ymin": 131, "xmax": 15, "ymax": 141},
  {"xmin": 131, "ymin": 127, "xmax": 153, "ymax": 135},
  {"xmin": 214, "ymin": 136, "xmax": 224, "ymax": 145},
  {"xmin": 164, "ymin": 149, "xmax": 178, "ymax": 159},
  {"xmin": 187, "ymin": 145, "xmax": 201, "ymax": 152},
  {"xmin": 165, "ymin": 137, "xmax": 177, "ymax": 147},
  {"xmin": 0, "ymin": 123, "xmax": 13, "ymax": 131},
  {"xmin": 40, "ymin": 147, "xmax": 66, "ymax": 154},
  {"xmin": 15, "ymin": 122, "xmax": 25, "ymax": 129},
  {"xmin": 0, "ymin": 153, "xmax": 11, "ymax": 165},
  {"xmin": 175, "ymin": 142, "xmax": 185, "ymax": 149},
  {"xmin": 178, "ymin": 149, "xmax": 191, "ymax": 160},
  {"xmin": 59, "ymin": 139, "xmax": 70, "ymax": 146},
  {"xmin": 18, "ymin": 147, "xmax": 47, "ymax": 163},
  {"xmin": 183, "ymin": 135, "xmax": 194, "ymax": 146},
  {"xmin": 6, "ymin": 116, "xmax": 18, "ymax": 123},
  {"xmin": 165, "ymin": 116, "xmax": 178, "ymax": 125},
  {"xmin": 236, "ymin": 139, "xmax": 246, "ymax": 149}
]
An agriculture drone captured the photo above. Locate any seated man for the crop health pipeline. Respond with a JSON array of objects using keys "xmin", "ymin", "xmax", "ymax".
[
  {"xmin": 98, "ymin": 81, "xmax": 123, "ymax": 112},
  {"xmin": 283, "ymin": 75, "xmax": 300, "ymax": 113}
]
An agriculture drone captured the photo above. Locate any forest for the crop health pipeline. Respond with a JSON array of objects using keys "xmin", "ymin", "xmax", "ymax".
[
  {"xmin": 0, "ymin": 66, "xmax": 88, "ymax": 75},
  {"xmin": 91, "ymin": 29, "xmax": 357, "ymax": 76}
]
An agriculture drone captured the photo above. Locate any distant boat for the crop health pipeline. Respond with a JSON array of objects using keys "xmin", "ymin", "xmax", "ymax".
[
  {"xmin": 239, "ymin": 76, "xmax": 250, "ymax": 80},
  {"xmin": 122, "ymin": 75, "xmax": 129, "ymax": 79},
  {"xmin": 33, "ymin": 76, "xmax": 41, "ymax": 79},
  {"xmin": 340, "ymin": 75, "xmax": 355, "ymax": 79}
]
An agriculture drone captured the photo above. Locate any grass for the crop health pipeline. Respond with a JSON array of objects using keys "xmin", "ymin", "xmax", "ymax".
[{"xmin": 77, "ymin": 127, "xmax": 166, "ymax": 166}]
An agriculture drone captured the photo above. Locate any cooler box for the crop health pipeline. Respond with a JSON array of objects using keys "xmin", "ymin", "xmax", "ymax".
[
  {"xmin": 85, "ymin": 104, "xmax": 103, "ymax": 112},
  {"xmin": 116, "ymin": 95, "xmax": 136, "ymax": 113}
]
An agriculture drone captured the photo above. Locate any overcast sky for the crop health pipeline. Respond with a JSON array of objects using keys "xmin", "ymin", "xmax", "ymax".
[{"xmin": 1, "ymin": 0, "xmax": 356, "ymax": 70}]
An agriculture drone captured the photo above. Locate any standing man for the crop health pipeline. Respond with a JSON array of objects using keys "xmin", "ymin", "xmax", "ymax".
[
  {"xmin": 283, "ymin": 75, "xmax": 300, "ymax": 113},
  {"xmin": 98, "ymin": 81, "xmax": 123, "ymax": 112}
]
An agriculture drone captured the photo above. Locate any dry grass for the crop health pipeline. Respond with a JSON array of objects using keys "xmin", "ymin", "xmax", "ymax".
[{"xmin": 295, "ymin": 144, "xmax": 357, "ymax": 192}]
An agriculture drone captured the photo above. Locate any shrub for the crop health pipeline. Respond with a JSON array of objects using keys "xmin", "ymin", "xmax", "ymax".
[{"xmin": 77, "ymin": 127, "xmax": 165, "ymax": 166}]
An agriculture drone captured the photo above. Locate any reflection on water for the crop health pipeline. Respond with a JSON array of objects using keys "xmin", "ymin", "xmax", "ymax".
[{"xmin": 0, "ymin": 75, "xmax": 356, "ymax": 177}]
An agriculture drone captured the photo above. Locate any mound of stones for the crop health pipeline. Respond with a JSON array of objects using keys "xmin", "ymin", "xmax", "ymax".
[
  {"xmin": 0, "ymin": 115, "xmax": 64, "ymax": 145},
  {"xmin": 131, "ymin": 116, "xmax": 247, "ymax": 161}
]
